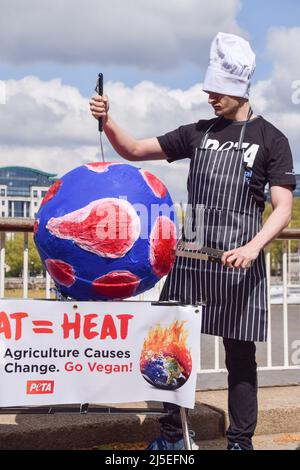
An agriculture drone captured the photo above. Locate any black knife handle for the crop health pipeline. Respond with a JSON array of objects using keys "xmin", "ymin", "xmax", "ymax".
[
  {"xmin": 97, "ymin": 73, "xmax": 103, "ymax": 132},
  {"xmin": 207, "ymin": 254, "xmax": 223, "ymax": 263}
]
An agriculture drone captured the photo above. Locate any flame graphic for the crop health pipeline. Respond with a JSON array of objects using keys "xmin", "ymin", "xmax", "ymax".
[{"xmin": 140, "ymin": 321, "xmax": 192, "ymax": 389}]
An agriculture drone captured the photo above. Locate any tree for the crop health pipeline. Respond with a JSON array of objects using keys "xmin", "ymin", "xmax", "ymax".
[{"xmin": 5, "ymin": 233, "xmax": 44, "ymax": 277}]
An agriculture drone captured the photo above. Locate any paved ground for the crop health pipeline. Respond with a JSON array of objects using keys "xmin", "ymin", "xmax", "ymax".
[
  {"xmin": 92, "ymin": 432, "xmax": 300, "ymax": 450},
  {"xmin": 198, "ymin": 433, "xmax": 300, "ymax": 450},
  {"xmin": 0, "ymin": 385, "xmax": 299, "ymax": 450},
  {"xmin": 199, "ymin": 386, "xmax": 300, "ymax": 436}
]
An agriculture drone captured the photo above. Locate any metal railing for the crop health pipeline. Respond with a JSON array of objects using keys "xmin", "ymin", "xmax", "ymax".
[
  {"xmin": 0, "ymin": 218, "xmax": 52, "ymax": 299},
  {"xmin": 199, "ymin": 231, "xmax": 300, "ymax": 376},
  {"xmin": 0, "ymin": 218, "xmax": 300, "ymax": 379}
]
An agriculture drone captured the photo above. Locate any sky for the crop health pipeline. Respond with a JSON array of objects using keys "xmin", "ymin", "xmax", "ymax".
[{"xmin": 0, "ymin": 0, "xmax": 300, "ymax": 204}]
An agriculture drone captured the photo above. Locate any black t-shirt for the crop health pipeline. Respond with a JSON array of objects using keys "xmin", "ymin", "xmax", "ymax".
[{"xmin": 157, "ymin": 116, "xmax": 297, "ymax": 210}]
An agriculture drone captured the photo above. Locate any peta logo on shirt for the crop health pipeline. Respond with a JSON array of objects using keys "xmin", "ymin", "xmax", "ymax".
[{"xmin": 205, "ymin": 139, "xmax": 259, "ymax": 168}]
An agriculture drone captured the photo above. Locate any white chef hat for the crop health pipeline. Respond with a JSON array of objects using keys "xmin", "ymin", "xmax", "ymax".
[{"xmin": 202, "ymin": 32, "xmax": 256, "ymax": 99}]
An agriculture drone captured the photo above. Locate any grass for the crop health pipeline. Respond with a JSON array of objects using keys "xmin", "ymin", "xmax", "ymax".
[{"xmin": 3, "ymin": 288, "xmax": 56, "ymax": 299}]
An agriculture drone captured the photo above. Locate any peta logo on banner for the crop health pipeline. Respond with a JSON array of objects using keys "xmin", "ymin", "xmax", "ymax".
[{"xmin": 26, "ymin": 380, "xmax": 54, "ymax": 395}]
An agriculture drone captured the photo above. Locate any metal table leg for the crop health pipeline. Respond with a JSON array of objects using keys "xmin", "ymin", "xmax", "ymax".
[{"xmin": 180, "ymin": 407, "xmax": 192, "ymax": 450}]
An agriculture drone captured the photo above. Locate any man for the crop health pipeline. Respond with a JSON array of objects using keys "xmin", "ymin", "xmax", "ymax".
[{"xmin": 90, "ymin": 32, "xmax": 296, "ymax": 450}]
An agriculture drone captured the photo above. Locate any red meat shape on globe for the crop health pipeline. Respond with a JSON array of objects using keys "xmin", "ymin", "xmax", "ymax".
[
  {"xmin": 141, "ymin": 170, "xmax": 167, "ymax": 198},
  {"xmin": 41, "ymin": 179, "xmax": 62, "ymax": 206},
  {"xmin": 85, "ymin": 162, "xmax": 122, "ymax": 173},
  {"xmin": 150, "ymin": 216, "xmax": 177, "ymax": 277},
  {"xmin": 92, "ymin": 271, "xmax": 141, "ymax": 299},
  {"xmin": 46, "ymin": 198, "xmax": 141, "ymax": 258},
  {"xmin": 45, "ymin": 259, "xmax": 76, "ymax": 287},
  {"xmin": 34, "ymin": 220, "xmax": 39, "ymax": 235}
]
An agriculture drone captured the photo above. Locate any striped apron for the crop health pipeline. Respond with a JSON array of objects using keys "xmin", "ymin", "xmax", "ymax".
[{"xmin": 160, "ymin": 115, "xmax": 268, "ymax": 342}]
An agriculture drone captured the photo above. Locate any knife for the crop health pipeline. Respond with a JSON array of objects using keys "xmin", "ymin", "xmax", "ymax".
[{"xmin": 176, "ymin": 240, "xmax": 224, "ymax": 263}]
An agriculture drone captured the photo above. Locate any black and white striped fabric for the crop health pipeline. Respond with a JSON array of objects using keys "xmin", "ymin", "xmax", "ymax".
[{"xmin": 160, "ymin": 116, "xmax": 268, "ymax": 342}]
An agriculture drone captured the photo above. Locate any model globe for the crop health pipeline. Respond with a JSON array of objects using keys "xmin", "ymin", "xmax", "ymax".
[{"xmin": 34, "ymin": 162, "xmax": 177, "ymax": 300}]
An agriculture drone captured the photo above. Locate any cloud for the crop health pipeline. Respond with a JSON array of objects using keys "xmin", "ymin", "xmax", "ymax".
[
  {"xmin": 0, "ymin": 0, "xmax": 243, "ymax": 70},
  {"xmin": 0, "ymin": 145, "xmax": 190, "ymax": 205},
  {"xmin": 250, "ymin": 26, "xmax": 300, "ymax": 171},
  {"xmin": 267, "ymin": 27, "xmax": 300, "ymax": 78},
  {"xmin": 251, "ymin": 27, "xmax": 300, "ymax": 113},
  {"xmin": 1, "ymin": 51, "xmax": 299, "ymax": 210},
  {"xmin": 0, "ymin": 75, "xmax": 207, "ymax": 203},
  {"xmin": 0, "ymin": 76, "xmax": 95, "ymax": 147},
  {"xmin": 105, "ymin": 80, "xmax": 210, "ymax": 136},
  {"xmin": 0, "ymin": 75, "xmax": 211, "ymax": 145},
  {"xmin": 0, "ymin": 145, "xmax": 101, "ymax": 179}
]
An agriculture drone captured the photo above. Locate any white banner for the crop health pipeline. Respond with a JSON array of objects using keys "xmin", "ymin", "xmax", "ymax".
[{"xmin": 0, "ymin": 300, "xmax": 201, "ymax": 409}]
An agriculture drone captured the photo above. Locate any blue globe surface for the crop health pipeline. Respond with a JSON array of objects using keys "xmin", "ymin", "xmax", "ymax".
[{"xmin": 34, "ymin": 162, "xmax": 177, "ymax": 301}]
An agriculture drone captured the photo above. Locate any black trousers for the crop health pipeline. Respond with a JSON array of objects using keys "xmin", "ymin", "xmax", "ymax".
[{"xmin": 159, "ymin": 338, "xmax": 258, "ymax": 450}]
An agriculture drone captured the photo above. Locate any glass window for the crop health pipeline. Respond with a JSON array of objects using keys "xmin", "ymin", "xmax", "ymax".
[
  {"xmin": 0, "ymin": 168, "xmax": 55, "ymax": 198},
  {"xmin": 41, "ymin": 190, "xmax": 47, "ymax": 197},
  {"xmin": 1, "ymin": 212, "xmax": 5, "ymax": 217},
  {"xmin": 14, "ymin": 201, "xmax": 24, "ymax": 218},
  {"xmin": 2, "ymin": 200, "xmax": 5, "ymax": 205},
  {"xmin": 8, "ymin": 201, "xmax": 13, "ymax": 217},
  {"xmin": 33, "ymin": 190, "xmax": 38, "ymax": 197}
]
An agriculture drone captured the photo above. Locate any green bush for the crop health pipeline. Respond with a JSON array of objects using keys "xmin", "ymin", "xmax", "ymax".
[{"xmin": 5, "ymin": 233, "xmax": 44, "ymax": 277}]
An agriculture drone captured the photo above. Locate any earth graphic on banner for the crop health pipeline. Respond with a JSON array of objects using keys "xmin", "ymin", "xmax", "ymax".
[
  {"xmin": 34, "ymin": 162, "xmax": 177, "ymax": 300},
  {"xmin": 140, "ymin": 321, "xmax": 192, "ymax": 390}
]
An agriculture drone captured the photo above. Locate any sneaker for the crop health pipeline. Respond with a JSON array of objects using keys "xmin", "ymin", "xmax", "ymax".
[
  {"xmin": 228, "ymin": 443, "xmax": 244, "ymax": 450},
  {"xmin": 146, "ymin": 436, "xmax": 199, "ymax": 450}
]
